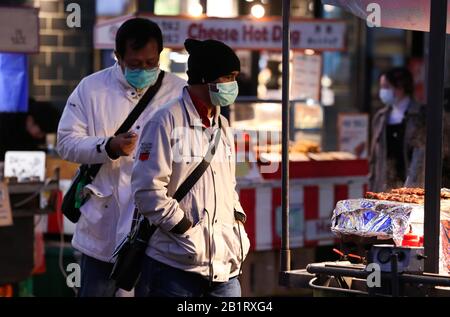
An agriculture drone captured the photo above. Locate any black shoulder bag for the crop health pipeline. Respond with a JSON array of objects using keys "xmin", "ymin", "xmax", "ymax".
[
  {"xmin": 61, "ymin": 71, "xmax": 166, "ymax": 223},
  {"xmin": 109, "ymin": 118, "xmax": 222, "ymax": 291}
]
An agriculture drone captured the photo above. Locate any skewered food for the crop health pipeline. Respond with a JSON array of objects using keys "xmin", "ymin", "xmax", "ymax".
[{"xmin": 365, "ymin": 187, "xmax": 450, "ymax": 204}]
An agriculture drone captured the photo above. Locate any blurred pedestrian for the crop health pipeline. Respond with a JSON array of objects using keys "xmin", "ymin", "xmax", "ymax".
[{"xmin": 369, "ymin": 67, "xmax": 426, "ymax": 191}]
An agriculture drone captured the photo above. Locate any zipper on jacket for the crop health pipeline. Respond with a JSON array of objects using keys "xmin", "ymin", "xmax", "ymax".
[
  {"xmin": 205, "ymin": 208, "xmax": 213, "ymax": 286},
  {"xmin": 209, "ymin": 163, "xmax": 218, "ymax": 286},
  {"xmin": 237, "ymin": 220, "xmax": 244, "ymax": 277}
]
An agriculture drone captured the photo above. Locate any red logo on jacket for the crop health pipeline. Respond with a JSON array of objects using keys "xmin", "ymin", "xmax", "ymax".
[{"xmin": 138, "ymin": 142, "xmax": 152, "ymax": 161}]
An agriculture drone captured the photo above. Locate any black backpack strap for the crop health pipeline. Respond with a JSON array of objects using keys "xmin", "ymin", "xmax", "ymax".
[{"xmin": 86, "ymin": 71, "xmax": 166, "ymax": 179}]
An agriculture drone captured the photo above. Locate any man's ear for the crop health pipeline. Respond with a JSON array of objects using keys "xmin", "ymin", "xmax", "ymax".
[{"xmin": 114, "ymin": 50, "xmax": 121, "ymax": 64}]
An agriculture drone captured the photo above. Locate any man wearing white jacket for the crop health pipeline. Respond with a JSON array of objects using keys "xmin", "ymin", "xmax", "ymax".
[
  {"xmin": 132, "ymin": 39, "xmax": 250, "ymax": 297},
  {"xmin": 57, "ymin": 18, "xmax": 186, "ymax": 297}
]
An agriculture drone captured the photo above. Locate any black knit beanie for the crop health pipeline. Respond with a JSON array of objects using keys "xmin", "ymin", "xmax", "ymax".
[{"xmin": 184, "ymin": 38, "xmax": 240, "ymax": 85}]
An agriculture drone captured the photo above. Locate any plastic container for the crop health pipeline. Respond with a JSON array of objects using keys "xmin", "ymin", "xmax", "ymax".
[{"xmin": 402, "ymin": 232, "xmax": 423, "ymax": 247}]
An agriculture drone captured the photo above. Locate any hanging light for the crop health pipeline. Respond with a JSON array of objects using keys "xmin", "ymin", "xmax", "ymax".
[
  {"xmin": 251, "ymin": 4, "xmax": 265, "ymax": 19},
  {"xmin": 324, "ymin": 5, "xmax": 336, "ymax": 13},
  {"xmin": 321, "ymin": 75, "xmax": 333, "ymax": 88},
  {"xmin": 188, "ymin": 1, "xmax": 203, "ymax": 17}
]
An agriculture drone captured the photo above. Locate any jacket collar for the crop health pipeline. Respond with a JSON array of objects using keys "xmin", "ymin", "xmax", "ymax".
[
  {"xmin": 405, "ymin": 99, "xmax": 421, "ymax": 115},
  {"xmin": 113, "ymin": 62, "xmax": 156, "ymax": 99},
  {"xmin": 182, "ymin": 87, "xmax": 220, "ymax": 128},
  {"xmin": 114, "ymin": 62, "xmax": 133, "ymax": 90},
  {"xmin": 384, "ymin": 98, "xmax": 421, "ymax": 117}
]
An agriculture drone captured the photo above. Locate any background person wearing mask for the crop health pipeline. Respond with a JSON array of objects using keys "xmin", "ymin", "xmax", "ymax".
[
  {"xmin": 56, "ymin": 18, "xmax": 186, "ymax": 297},
  {"xmin": 369, "ymin": 67, "xmax": 426, "ymax": 192},
  {"xmin": 131, "ymin": 39, "xmax": 250, "ymax": 297}
]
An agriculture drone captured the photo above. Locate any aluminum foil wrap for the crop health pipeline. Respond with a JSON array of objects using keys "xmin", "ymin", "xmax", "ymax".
[{"xmin": 331, "ymin": 199, "xmax": 421, "ymax": 245}]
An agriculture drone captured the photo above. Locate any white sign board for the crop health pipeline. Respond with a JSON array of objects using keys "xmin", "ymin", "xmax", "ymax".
[
  {"xmin": 0, "ymin": 181, "xmax": 13, "ymax": 227},
  {"xmin": 324, "ymin": 0, "xmax": 450, "ymax": 33},
  {"xmin": 0, "ymin": 7, "xmax": 39, "ymax": 53},
  {"xmin": 291, "ymin": 53, "xmax": 322, "ymax": 101},
  {"xmin": 276, "ymin": 204, "xmax": 304, "ymax": 248},
  {"xmin": 305, "ymin": 218, "xmax": 335, "ymax": 241},
  {"xmin": 4, "ymin": 151, "xmax": 46, "ymax": 182},
  {"xmin": 95, "ymin": 15, "xmax": 346, "ymax": 51},
  {"xmin": 338, "ymin": 113, "xmax": 369, "ymax": 159}
]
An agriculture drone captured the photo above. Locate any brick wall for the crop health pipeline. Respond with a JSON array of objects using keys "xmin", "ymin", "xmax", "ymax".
[{"xmin": 29, "ymin": 0, "xmax": 96, "ymax": 109}]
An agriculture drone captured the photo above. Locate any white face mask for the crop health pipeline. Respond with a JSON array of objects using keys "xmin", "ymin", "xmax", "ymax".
[
  {"xmin": 208, "ymin": 81, "xmax": 239, "ymax": 107},
  {"xmin": 379, "ymin": 88, "xmax": 395, "ymax": 105}
]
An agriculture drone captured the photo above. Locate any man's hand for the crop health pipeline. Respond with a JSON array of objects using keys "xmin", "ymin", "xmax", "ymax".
[{"xmin": 107, "ymin": 131, "xmax": 138, "ymax": 158}]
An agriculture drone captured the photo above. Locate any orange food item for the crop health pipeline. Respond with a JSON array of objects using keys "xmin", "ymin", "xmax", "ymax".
[{"xmin": 364, "ymin": 188, "xmax": 450, "ymax": 204}]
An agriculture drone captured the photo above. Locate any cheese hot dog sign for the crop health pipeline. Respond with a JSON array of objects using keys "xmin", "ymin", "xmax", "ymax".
[{"xmin": 95, "ymin": 15, "xmax": 346, "ymax": 51}]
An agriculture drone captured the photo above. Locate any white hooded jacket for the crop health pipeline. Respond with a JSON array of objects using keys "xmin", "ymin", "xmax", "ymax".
[{"xmin": 57, "ymin": 63, "xmax": 186, "ymax": 262}]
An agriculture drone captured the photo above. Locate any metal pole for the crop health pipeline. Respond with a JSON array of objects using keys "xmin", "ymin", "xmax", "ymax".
[
  {"xmin": 280, "ymin": 0, "xmax": 291, "ymax": 272},
  {"xmin": 424, "ymin": 0, "xmax": 447, "ymax": 273}
]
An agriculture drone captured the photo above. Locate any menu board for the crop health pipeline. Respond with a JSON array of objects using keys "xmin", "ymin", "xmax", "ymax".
[
  {"xmin": 291, "ymin": 53, "xmax": 322, "ymax": 101},
  {"xmin": 338, "ymin": 113, "xmax": 369, "ymax": 159}
]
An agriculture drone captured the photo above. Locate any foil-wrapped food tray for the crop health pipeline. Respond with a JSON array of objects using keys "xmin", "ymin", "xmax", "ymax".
[{"xmin": 331, "ymin": 199, "xmax": 423, "ymax": 245}]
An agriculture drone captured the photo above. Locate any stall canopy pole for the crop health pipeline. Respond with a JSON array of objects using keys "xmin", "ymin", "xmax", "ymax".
[
  {"xmin": 424, "ymin": 0, "xmax": 447, "ymax": 273},
  {"xmin": 281, "ymin": 0, "xmax": 291, "ymax": 272}
]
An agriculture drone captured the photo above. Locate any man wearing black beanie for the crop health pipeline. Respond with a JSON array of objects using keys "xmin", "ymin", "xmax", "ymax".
[{"xmin": 131, "ymin": 39, "xmax": 250, "ymax": 297}]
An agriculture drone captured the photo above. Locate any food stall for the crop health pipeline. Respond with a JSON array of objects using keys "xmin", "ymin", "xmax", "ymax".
[
  {"xmin": 231, "ymin": 98, "xmax": 370, "ymax": 251},
  {"xmin": 278, "ymin": 0, "xmax": 450, "ymax": 296},
  {"xmin": 0, "ymin": 153, "xmax": 61, "ymax": 296}
]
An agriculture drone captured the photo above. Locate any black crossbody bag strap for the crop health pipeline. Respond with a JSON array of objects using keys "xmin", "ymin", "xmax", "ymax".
[
  {"xmin": 173, "ymin": 118, "xmax": 222, "ymax": 202},
  {"xmin": 86, "ymin": 71, "xmax": 166, "ymax": 179},
  {"xmin": 110, "ymin": 114, "xmax": 223, "ymax": 291},
  {"xmin": 129, "ymin": 117, "xmax": 222, "ymax": 230},
  {"xmin": 115, "ymin": 116, "xmax": 222, "ymax": 259}
]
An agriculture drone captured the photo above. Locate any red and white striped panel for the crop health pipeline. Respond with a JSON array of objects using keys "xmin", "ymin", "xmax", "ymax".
[
  {"xmin": 40, "ymin": 180, "xmax": 76, "ymax": 235},
  {"xmin": 43, "ymin": 174, "xmax": 368, "ymax": 249},
  {"xmin": 238, "ymin": 176, "xmax": 368, "ymax": 251}
]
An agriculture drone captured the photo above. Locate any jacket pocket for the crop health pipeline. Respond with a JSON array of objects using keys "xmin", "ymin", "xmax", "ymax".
[
  {"xmin": 78, "ymin": 184, "xmax": 115, "ymax": 241},
  {"xmin": 221, "ymin": 221, "xmax": 251, "ymax": 266},
  {"xmin": 167, "ymin": 217, "xmax": 208, "ymax": 266},
  {"xmin": 234, "ymin": 221, "xmax": 251, "ymax": 262},
  {"xmin": 222, "ymin": 221, "xmax": 251, "ymax": 264}
]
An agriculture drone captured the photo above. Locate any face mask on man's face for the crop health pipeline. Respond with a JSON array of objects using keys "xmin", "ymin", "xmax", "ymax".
[
  {"xmin": 208, "ymin": 81, "xmax": 239, "ymax": 107},
  {"xmin": 124, "ymin": 67, "xmax": 160, "ymax": 89},
  {"xmin": 379, "ymin": 88, "xmax": 395, "ymax": 105}
]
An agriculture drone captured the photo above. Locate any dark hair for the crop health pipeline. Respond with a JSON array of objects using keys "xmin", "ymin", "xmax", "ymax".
[
  {"xmin": 381, "ymin": 67, "xmax": 414, "ymax": 96},
  {"xmin": 115, "ymin": 18, "xmax": 163, "ymax": 58},
  {"xmin": 28, "ymin": 99, "xmax": 60, "ymax": 133}
]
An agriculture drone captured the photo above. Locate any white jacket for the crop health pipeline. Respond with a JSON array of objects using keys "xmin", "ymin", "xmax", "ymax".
[
  {"xmin": 57, "ymin": 63, "xmax": 186, "ymax": 262},
  {"xmin": 131, "ymin": 88, "xmax": 250, "ymax": 282}
]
